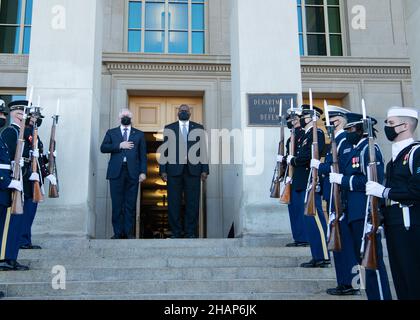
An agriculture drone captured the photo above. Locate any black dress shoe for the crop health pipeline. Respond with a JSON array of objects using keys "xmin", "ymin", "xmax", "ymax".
[
  {"xmin": 286, "ymin": 241, "xmax": 309, "ymax": 247},
  {"xmin": 300, "ymin": 259, "xmax": 331, "ymax": 268},
  {"xmin": 326, "ymin": 285, "xmax": 360, "ymax": 296},
  {"xmin": 9, "ymin": 260, "xmax": 29, "ymax": 271},
  {"xmin": 0, "ymin": 260, "xmax": 14, "ymax": 271},
  {"xmin": 20, "ymin": 245, "xmax": 42, "ymax": 250}
]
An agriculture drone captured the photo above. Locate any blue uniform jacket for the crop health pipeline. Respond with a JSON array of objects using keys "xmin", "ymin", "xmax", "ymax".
[
  {"xmin": 0, "ymin": 136, "xmax": 12, "ymax": 207},
  {"xmin": 319, "ymin": 131, "xmax": 353, "ymax": 202},
  {"xmin": 290, "ymin": 127, "xmax": 326, "ymax": 192},
  {"xmin": 340, "ymin": 138, "xmax": 385, "ymax": 223}
]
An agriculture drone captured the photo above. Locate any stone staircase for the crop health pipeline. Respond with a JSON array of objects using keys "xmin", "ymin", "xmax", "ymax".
[{"xmin": 0, "ymin": 236, "xmax": 367, "ymax": 300}]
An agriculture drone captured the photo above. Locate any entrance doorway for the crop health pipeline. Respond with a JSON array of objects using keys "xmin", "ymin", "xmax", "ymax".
[{"xmin": 128, "ymin": 96, "xmax": 206, "ymax": 239}]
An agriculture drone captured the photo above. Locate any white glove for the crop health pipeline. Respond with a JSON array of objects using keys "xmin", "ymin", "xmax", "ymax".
[
  {"xmin": 277, "ymin": 155, "xmax": 284, "ymax": 163},
  {"xmin": 285, "ymin": 176, "xmax": 292, "ymax": 184},
  {"xmin": 310, "ymin": 159, "xmax": 321, "ymax": 169},
  {"xmin": 46, "ymin": 174, "xmax": 57, "ymax": 186},
  {"xmin": 366, "ymin": 181, "xmax": 386, "ymax": 198},
  {"xmin": 29, "ymin": 172, "xmax": 40, "ymax": 182},
  {"xmin": 32, "ymin": 149, "xmax": 39, "ymax": 158},
  {"xmin": 8, "ymin": 180, "xmax": 22, "ymax": 192},
  {"xmin": 19, "ymin": 158, "xmax": 24, "ymax": 167},
  {"xmin": 48, "ymin": 150, "xmax": 57, "ymax": 158},
  {"xmin": 329, "ymin": 173, "xmax": 343, "ymax": 185},
  {"xmin": 287, "ymin": 155, "xmax": 294, "ymax": 164}
]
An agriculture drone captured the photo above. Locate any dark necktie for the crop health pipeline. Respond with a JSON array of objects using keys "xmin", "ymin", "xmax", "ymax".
[
  {"xmin": 123, "ymin": 128, "xmax": 128, "ymax": 162},
  {"xmin": 123, "ymin": 128, "xmax": 128, "ymax": 141}
]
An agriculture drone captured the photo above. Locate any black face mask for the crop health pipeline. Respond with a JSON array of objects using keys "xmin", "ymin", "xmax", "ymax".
[
  {"xmin": 121, "ymin": 116, "xmax": 131, "ymax": 126},
  {"xmin": 178, "ymin": 110, "xmax": 190, "ymax": 121},
  {"xmin": 384, "ymin": 123, "xmax": 406, "ymax": 142},
  {"xmin": 36, "ymin": 118, "xmax": 43, "ymax": 127},
  {"xmin": 287, "ymin": 121, "xmax": 293, "ymax": 129},
  {"xmin": 346, "ymin": 131, "xmax": 363, "ymax": 146},
  {"xmin": 0, "ymin": 118, "xmax": 6, "ymax": 129},
  {"xmin": 300, "ymin": 118, "xmax": 309, "ymax": 128}
]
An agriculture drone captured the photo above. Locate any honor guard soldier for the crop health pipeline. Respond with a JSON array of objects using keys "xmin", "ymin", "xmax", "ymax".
[
  {"xmin": 311, "ymin": 106, "xmax": 359, "ymax": 295},
  {"xmin": 331, "ymin": 113, "xmax": 392, "ymax": 300},
  {"xmin": 0, "ymin": 100, "xmax": 29, "ymax": 271},
  {"xmin": 287, "ymin": 105, "xmax": 330, "ymax": 267},
  {"xmin": 19, "ymin": 106, "xmax": 56, "ymax": 250},
  {"xmin": 366, "ymin": 107, "xmax": 420, "ymax": 300},
  {"xmin": 279, "ymin": 106, "xmax": 309, "ymax": 247}
]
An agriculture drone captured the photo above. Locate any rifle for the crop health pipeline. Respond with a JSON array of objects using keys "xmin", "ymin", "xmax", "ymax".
[
  {"xmin": 324, "ymin": 101, "xmax": 342, "ymax": 252},
  {"xmin": 360, "ymin": 99, "xmax": 379, "ymax": 271},
  {"xmin": 270, "ymin": 99, "xmax": 285, "ymax": 199},
  {"xmin": 304, "ymin": 89, "xmax": 318, "ymax": 217},
  {"xmin": 31, "ymin": 123, "xmax": 44, "ymax": 203},
  {"xmin": 11, "ymin": 90, "xmax": 32, "ymax": 214},
  {"xmin": 280, "ymin": 98, "xmax": 296, "ymax": 204},
  {"xmin": 48, "ymin": 115, "xmax": 59, "ymax": 198}
]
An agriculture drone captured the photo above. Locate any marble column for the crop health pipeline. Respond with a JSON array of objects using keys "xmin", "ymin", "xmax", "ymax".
[
  {"xmin": 230, "ymin": 0, "xmax": 303, "ymax": 236},
  {"xmin": 27, "ymin": 0, "xmax": 103, "ymax": 238}
]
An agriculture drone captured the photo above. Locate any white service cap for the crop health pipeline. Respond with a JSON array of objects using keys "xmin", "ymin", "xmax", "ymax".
[{"xmin": 387, "ymin": 107, "xmax": 419, "ymax": 120}]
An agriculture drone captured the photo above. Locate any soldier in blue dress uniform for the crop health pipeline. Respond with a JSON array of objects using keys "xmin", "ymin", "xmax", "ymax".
[
  {"xmin": 330, "ymin": 112, "xmax": 392, "ymax": 300},
  {"xmin": 0, "ymin": 100, "xmax": 29, "ymax": 272},
  {"xmin": 17, "ymin": 106, "xmax": 56, "ymax": 250},
  {"xmin": 287, "ymin": 105, "xmax": 330, "ymax": 268},
  {"xmin": 279, "ymin": 106, "xmax": 309, "ymax": 247},
  {"xmin": 366, "ymin": 107, "xmax": 420, "ymax": 300},
  {"xmin": 310, "ymin": 106, "xmax": 359, "ymax": 295}
]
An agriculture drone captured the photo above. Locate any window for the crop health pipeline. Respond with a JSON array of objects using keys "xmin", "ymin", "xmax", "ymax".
[
  {"xmin": 0, "ymin": 0, "xmax": 33, "ymax": 54},
  {"xmin": 0, "ymin": 93, "xmax": 26, "ymax": 126},
  {"xmin": 297, "ymin": 0, "xmax": 343, "ymax": 56},
  {"xmin": 127, "ymin": 0, "xmax": 205, "ymax": 54}
]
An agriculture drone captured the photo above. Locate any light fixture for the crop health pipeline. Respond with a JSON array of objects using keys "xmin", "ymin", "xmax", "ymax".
[
  {"xmin": 155, "ymin": 179, "xmax": 167, "ymax": 186},
  {"xmin": 153, "ymin": 132, "xmax": 164, "ymax": 141}
]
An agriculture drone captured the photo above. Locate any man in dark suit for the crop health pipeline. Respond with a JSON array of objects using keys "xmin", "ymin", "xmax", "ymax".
[
  {"xmin": 159, "ymin": 104, "xmax": 209, "ymax": 238},
  {"xmin": 100, "ymin": 109, "xmax": 147, "ymax": 239}
]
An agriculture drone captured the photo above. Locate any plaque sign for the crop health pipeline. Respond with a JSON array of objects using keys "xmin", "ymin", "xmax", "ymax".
[{"xmin": 247, "ymin": 93, "xmax": 298, "ymax": 127}]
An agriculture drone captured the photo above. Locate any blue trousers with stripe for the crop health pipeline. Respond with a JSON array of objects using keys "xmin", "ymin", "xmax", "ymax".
[
  {"xmin": 348, "ymin": 219, "xmax": 392, "ymax": 300},
  {"xmin": 288, "ymin": 189, "xmax": 308, "ymax": 243},
  {"xmin": 19, "ymin": 197, "xmax": 38, "ymax": 247},
  {"xmin": 296, "ymin": 191, "xmax": 329, "ymax": 261},
  {"xmin": 0, "ymin": 205, "xmax": 23, "ymax": 261},
  {"xmin": 331, "ymin": 215, "xmax": 358, "ymax": 286}
]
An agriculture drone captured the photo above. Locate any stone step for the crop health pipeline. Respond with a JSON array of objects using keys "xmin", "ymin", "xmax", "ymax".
[
  {"xmin": 30, "ymin": 237, "xmax": 294, "ymax": 249},
  {"xmin": 0, "ymin": 279, "xmax": 341, "ymax": 297},
  {"xmin": 17, "ymin": 246, "xmax": 312, "ymax": 259},
  {"xmin": 16, "ymin": 255, "xmax": 315, "ymax": 269},
  {"xmin": 2, "ymin": 292, "xmax": 364, "ymax": 300},
  {"xmin": 0, "ymin": 266, "xmax": 337, "ymax": 283}
]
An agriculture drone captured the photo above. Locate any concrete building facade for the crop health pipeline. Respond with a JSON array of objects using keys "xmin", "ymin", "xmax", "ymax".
[{"xmin": 0, "ymin": 0, "xmax": 419, "ymax": 240}]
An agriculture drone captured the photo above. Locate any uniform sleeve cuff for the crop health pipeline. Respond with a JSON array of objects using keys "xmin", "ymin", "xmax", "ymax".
[{"xmin": 383, "ymin": 188, "xmax": 391, "ymax": 199}]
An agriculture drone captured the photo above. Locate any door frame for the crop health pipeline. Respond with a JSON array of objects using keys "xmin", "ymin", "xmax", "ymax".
[
  {"xmin": 102, "ymin": 76, "xmax": 225, "ymax": 239},
  {"xmin": 128, "ymin": 94, "xmax": 208, "ymax": 239}
]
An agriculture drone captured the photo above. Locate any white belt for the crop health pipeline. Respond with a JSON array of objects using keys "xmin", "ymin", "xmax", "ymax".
[
  {"xmin": 0, "ymin": 164, "xmax": 11, "ymax": 170},
  {"xmin": 390, "ymin": 200, "xmax": 411, "ymax": 230}
]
